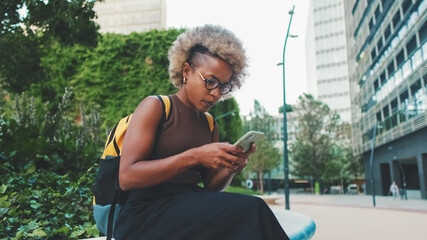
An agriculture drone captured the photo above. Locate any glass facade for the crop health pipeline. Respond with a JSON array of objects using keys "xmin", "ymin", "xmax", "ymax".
[{"xmin": 350, "ymin": 0, "xmax": 427, "ymax": 150}]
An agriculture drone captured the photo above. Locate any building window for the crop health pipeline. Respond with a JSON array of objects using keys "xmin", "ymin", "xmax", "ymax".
[
  {"xmin": 406, "ymin": 35, "xmax": 417, "ymax": 57},
  {"xmin": 387, "ymin": 60, "xmax": 395, "ymax": 75},
  {"xmin": 419, "ymin": 20, "xmax": 427, "ymax": 43},
  {"xmin": 369, "ymin": 18, "xmax": 375, "ymax": 32},
  {"xmin": 402, "ymin": 0, "xmax": 412, "ymax": 16},
  {"xmin": 375, "ymin": 111, "xmax": 383, "ymax": 135},
  {"xmin": 395, "ymin": 68, "xmax": 403, "ymax": 86},
  {"xmin": 383, "ymin": 105, "xmax": 391, "ymax": 130},
  {"xmin": 392, "ymin": 11, "xmax": 401, "ymax": 28},
  {"xmin": 387, "ymin": 74, "xmax": 396, "ymax": 94},
  {"xmin": 424, "ymin": 42, "xmax": 427, "ymax": 61},
  {"xmin": 384, "ymin": 24, "xmax": 391, "ymax": 41},
  {"xmin": 380, "ymin": 71, "xmax": 386, "ymax": 85},
  {"xmin": 391, "ymin": 98, "xmax": 399, "ymax": 127},
  {"xmin": 398, "ymin": 25, "xmax": 408, "ymax": 41},
  {"xmin": 376, "ymin": 111, "xmax": 382, "ymax": 122},
  {"xmin": 375, "ymin": 5, "xmax": 381, "ymax": 19},
  {"xmin": 402, "ymin": 60, "xmax": 412, "ymax": 79},
  {"xmin": 371, "ymin": 48, "xmax": 377, "ymax": 60},
  {"xmin": 396, "ymin": 48, "xmax": 405, "ymax": 68},
  {"xmin": 374, "ymin": 79, "xmax": 379, "ymax": 91},
  {"xmin": 399, "ymin": 90, "xmax": 409, "ymax": 123},
  {"xmin": 377, "ymin": 37, "xmax": 384, "ymax": 51},
  {"xmin": 409, "ymin": 79, "xmax": 425, "ymax": 117},
  {"xmin": 412, "ymin": 49, "xmax": 423, "ymax": 69}
]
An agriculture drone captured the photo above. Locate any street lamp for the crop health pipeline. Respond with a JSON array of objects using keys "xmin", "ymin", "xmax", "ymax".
[
  {"xmin": 215, "ymin": 110, "xmax": 236, "ymax": 120},
  {"xmin": 368, "ymin": 122, "xmax": 382, "ymax": 207},
  {"xmin": 279, "ymin": 5, "xmax": 296, "ymax": 210}
]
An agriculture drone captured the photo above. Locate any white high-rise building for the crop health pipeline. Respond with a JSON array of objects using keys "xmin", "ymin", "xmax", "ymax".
[
  {"xmin": 305, "ymin": 0, "xmax": 352, "ymax": 122},
  {"xmin": 93, "ymin": 0, "xmax": 167, "ymax": 34}
]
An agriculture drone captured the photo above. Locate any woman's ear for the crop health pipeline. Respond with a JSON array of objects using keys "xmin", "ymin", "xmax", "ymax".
[{"xmin": 182, "ymin": 62, "xmax": 191, "ymax": 79}]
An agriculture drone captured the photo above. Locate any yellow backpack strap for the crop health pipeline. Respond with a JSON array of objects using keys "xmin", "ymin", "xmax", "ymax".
[
  {"xmin": 102, "ymin": 96, "xmax": 171, "ymax": 159},
  {"xmin": 101, "ymin": 114, "xmax": 133, "ymax": 158},
  {"xmin": 204, "ymin": 112, "xmax": 215, "ymax": 133},
  {"xmin": 157, "ymin": 95, "xmax": 172, "ymax": 122}
]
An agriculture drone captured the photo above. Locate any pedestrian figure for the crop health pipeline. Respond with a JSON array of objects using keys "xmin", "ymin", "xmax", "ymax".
[{"xmin": 389, "ymin": 181, "xmax": 399, "ymax": 200}]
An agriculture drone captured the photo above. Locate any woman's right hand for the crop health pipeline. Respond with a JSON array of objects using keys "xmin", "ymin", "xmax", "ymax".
[{"xmin": 191, "ymin": 142, "xmax": 247, "ymax": 171}]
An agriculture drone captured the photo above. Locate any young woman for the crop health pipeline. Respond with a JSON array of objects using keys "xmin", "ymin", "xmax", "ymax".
[{"xmin": 114, "ymin": 24, "xmax": 289, "ymax": 240}]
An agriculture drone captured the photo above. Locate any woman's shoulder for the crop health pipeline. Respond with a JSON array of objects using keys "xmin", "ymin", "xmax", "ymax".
[{"xmin": 132, "ymin": 95, "xmax": 168, "ymax": 121}]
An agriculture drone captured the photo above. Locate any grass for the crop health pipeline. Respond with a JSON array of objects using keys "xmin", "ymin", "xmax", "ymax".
[{"xmin": 225, "ymin": 186, "xmax": 261, "ymax": 195}]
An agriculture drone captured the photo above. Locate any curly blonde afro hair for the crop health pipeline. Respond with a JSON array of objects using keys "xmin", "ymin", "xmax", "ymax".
[{"xmin": 168, "ymin": 24, "xmax": 248, "ymax": 99}]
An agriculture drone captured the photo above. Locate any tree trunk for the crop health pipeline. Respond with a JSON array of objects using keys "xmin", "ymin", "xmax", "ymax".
[{"xmin": 258, "ymin": 171, "xmax": 264, "ymax": 193}]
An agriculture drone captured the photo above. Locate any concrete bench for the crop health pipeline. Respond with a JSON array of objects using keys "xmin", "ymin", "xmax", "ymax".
[
  {"xmin": 270, "ymin": 207, "xmax": 316, "ymax": 240},
  {"xmin": 261, "ymin": 195, "xmax": 316, "ymax": 240}
]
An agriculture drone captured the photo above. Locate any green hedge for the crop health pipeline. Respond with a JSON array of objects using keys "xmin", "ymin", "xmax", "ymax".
[
  {"xmin": 30, "ymin": 29, "xmax": 184, "ymax": 130},
  {"xmin": 0, "ymin": 90, "xmax": 102, "ymax": 239}
]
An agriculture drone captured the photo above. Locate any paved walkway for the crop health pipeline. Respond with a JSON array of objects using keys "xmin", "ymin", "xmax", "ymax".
[{"xmin": 265, "ymin": 193, "xmax": 427, "ymax": 240}]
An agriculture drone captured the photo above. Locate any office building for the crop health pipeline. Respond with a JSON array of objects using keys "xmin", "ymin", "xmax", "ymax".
[
  {"xmin": 344, "ymin": 0, "xmax": 427, "ymax": 199},
  {"xmin": 305, "ymin": 0, "xmax": 352, "ymax": 122},
  {"xmin": 93, "ymin": 0, "xmax": 166, "ymax": 34}
]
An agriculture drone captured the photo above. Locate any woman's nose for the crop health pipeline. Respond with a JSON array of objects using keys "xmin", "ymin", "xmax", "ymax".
[{"xmin": 210, "ymin": 87, "xmax": 221, "ymax": 99}]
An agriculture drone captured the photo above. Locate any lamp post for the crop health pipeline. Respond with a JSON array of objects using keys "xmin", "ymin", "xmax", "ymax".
[
  {"xmin": 280, "ymin": 5, "xmax": 296, "ymax": 210},
  {"xmin": 214, "ymin": 110, "xmax": 236, "ymax": 120},
  {"xmin": 368, "ymin": 122, "xmax": 382, "ymax": 207}
]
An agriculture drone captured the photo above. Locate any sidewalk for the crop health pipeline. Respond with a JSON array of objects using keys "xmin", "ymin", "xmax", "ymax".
[{"xmin": 265, "ymin": 193, "xmax": 427, "ymax": 240}]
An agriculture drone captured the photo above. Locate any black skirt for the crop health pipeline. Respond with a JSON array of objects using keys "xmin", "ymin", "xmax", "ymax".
[{"xmin": 113, "ymin": 184, "xmax": 289, "ymax": 240}]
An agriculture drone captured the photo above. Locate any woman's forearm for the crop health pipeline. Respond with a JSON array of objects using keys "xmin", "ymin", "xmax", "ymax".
[{"xmin": 204, "ymin": 168, "xmax": 235, "ymax": 192}]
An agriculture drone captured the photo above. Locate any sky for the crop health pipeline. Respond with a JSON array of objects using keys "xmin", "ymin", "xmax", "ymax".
[{"xmin": 165, "ymin": 0, "xmax": 310, "ymax": 116}]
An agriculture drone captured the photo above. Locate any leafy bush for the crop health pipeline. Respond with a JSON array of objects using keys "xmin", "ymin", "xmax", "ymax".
[
  {"xmin": 0, "ymin": 162, "xmax": 98, "ymax": 239},
  {"xmin": 0, "ymin": 88, "xmax": 102, "ymax": 239},
  {"xmin": 33, "ymin": 29, "xmax": 184, "ymax": 131},
  {"xmin": 1, "ymin": 89, "xmax": 102, "ymax": 180}
]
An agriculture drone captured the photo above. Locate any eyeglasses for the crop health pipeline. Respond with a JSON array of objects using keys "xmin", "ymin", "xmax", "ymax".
[{"xmin": 192, "ymin": 64, "xmax": 232, "ymax": 95}]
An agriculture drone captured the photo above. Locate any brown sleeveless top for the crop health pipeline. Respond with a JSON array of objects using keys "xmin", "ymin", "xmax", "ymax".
[{"xmin": 151, "ymin": 95, "xmax": 213, "ymax": 185}]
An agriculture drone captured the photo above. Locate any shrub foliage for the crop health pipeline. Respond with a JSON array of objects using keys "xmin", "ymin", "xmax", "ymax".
[{"xmin": 0, "ymin": 89, "xmax": 102, "ymax": 239}]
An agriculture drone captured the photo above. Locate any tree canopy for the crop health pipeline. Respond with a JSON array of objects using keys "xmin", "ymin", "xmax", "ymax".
[
  {"xmin": 289, "ymin": 94, "xmax": 363, "ymax": 189},
  {"xmin": 210, "ymin": 98, "xmax": 243, "ymax": 143},
  {"xmin": 243, "ymin": 100, "xmax": 281, "ymax": 193},
  {"xmin": 0, "ymin": 0, "xmax": 101, "ymax": 93}
]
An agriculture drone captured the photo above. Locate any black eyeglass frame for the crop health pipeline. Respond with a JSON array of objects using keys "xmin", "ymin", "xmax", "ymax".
[{"xmin": 190, "ymin": 63, "xmax": 233, "ymax": 95}]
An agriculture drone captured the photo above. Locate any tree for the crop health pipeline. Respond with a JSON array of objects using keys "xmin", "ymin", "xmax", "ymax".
[
  {"xmin": 323, "ymin": 122, "xmax": 363, "ymax": 187},
  {"xmin": 289, "ymin": 94, "xmax": 339, "ymax": 191},
  {"xmin": 210, "ymin": 98, "xmax": 242, "ymax": 143},
  {"xmin": 243, "ymin": 100, "xmax": 281, "ymax": 193},
  {"xmin": 246, "ymin": 140, "xmax": 281, "ymax": 193},
  {"xmin": 290, "ymin": 94, "xmax": 363, "ymax": 192},
  {"xmin": 243, "ymin": 100, "xmax": 276, "ymax": 141},
  {"xmin": 0, "ymin": 0, "xmax": 101, "ymax": 93}
]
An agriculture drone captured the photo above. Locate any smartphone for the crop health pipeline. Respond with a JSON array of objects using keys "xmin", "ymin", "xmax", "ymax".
[{"xmin": 234, "ymin": 131, "xmax": 265, "ymax": 152}]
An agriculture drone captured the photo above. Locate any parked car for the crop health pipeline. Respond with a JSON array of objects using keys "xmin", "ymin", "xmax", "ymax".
[
  {"xmin": 329, "ymin": 185, "xmax": 343, "ymax": 194},
  {"xmin": 346, "ymin": 184, "xmax": 359, "ymax": 194}
]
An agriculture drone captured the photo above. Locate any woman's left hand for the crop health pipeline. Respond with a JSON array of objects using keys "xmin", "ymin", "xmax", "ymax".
[{"xmin": 230, "ymin": 143, "xmax": 256, "ymax": 173}]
